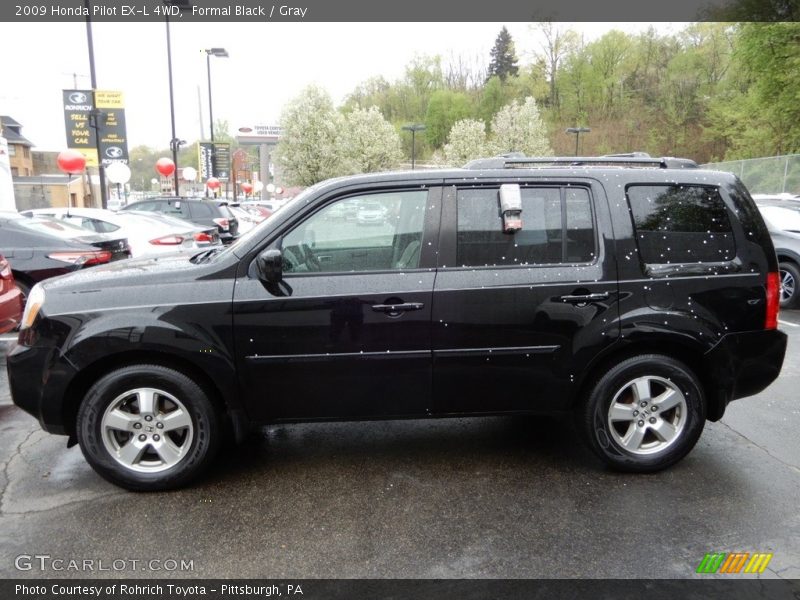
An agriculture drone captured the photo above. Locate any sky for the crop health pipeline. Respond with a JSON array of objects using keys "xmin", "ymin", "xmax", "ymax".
[{"xmin": 0, "ymin": 21, "xmax": 679, "ymax": 152}]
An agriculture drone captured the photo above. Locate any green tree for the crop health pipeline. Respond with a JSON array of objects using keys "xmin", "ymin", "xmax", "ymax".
[
  {"xmin": 487, "ymin": 26, "xmax": 520, "ymax": 82},
  {"xmin": 535, "ymin": 22, "xmax": 579, "ymax": 112},
  {"xmin": 708, "ymin": 23, "xmax": 800, "ymax": 158},
  {"xmin": 424, "ymin": 89, "xmax": 473, "ymax": 148},
  {"xmin": 478, "ymin": 76, "xmax": 511, "ymax": 125}
]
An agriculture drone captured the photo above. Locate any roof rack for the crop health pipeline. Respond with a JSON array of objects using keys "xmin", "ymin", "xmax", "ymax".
[{"xmin": 463, "ymin": 155, "xmax": 699, "ymax": 170}]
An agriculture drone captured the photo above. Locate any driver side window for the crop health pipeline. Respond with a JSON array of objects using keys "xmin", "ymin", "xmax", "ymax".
[{"xmin": 281, "ymin": 190, "xmax": 428, "ymax": 274}]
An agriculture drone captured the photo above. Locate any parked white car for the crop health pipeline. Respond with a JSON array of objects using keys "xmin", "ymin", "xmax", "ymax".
[{"xmin": 22, "ymin": 208, "xmax": 221, "ymax": 258}]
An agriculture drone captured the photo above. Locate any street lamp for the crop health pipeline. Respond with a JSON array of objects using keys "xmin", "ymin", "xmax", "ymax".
[
  {"xmin": 203, "ymin": 47, "xmax": 228, "ymax": 197},
  {"xmin": 83, "ymin": 0, "xmax": 108, "ymax": 209},
  {"xmin": 402, "ymin": 124, "xmax": 426, "ymax": 170},
  {"xmin": 163, "ymin": 0, "xmax": 191, "ymax": 195},
  {"xmin": 204, "ymin": 48, "xmax": 228, "ymax": 144},
  {"xmin": 566, "ymin": 126, "xmax": 591, "ymax": 156}
]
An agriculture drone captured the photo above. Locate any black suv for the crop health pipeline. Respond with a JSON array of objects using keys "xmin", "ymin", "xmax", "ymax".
[
  {"xmin": 7, "ymin": 156, "xmax": 786, "ymax": 491},
  {"xmin": 121, "ymin": 197, "xmax": 239, "ymax": 244}
]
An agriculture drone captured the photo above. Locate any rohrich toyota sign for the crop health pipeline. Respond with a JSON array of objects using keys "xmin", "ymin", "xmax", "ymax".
[{"xmin": 236, "ymin": 124, "xmax": 282, "ymax": 145}]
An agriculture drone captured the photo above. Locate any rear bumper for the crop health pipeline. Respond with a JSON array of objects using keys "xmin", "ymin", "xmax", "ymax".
[
  {"xmin": 6, "ymin": 342, "xmax": 77, "ymax": 435},
  {"xmin": 704, "ymin": 329, "xmax": 787, "ymax": 420}
]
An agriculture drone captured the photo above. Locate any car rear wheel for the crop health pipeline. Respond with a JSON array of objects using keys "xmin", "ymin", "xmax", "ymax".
[
  {"xmin": 77, "ymin": 365, "xmax": 220, "ymax": 491},
  {"xmin": 579, "ymin": 354, "xmax": 706, "ymax": 472},
  {"xmin": 779, "ymin": 261, "xmax": 800, "ymax": 309}
]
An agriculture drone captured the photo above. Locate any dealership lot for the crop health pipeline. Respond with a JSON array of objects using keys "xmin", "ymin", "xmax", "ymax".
[{"xmin": 0, "ymin": 316, "xmax": 798, "ymax": 580}]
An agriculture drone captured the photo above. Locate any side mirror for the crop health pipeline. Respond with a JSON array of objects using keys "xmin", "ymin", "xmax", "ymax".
[{"xmin": 255, "ymin": 248, "xmax": 283, "ymax": 283}]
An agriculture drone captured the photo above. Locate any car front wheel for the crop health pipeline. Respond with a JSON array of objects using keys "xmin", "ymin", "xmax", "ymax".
[
  {"xmin": 76, "ymin": 365, "xmax": 220, "ymax": 491},
  {"xmin": 579, "ymin": 354, "xmax": 706, "ymax": 473}
]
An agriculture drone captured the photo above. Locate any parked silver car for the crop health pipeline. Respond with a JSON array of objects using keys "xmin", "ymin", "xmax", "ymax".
[{"xmin": 23, "ymin": 208, "xmax": 221, "ymax": 258}]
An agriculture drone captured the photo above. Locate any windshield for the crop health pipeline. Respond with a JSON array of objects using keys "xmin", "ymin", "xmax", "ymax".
[
  {"xmin": 204, "ymin": 186, "xmax": 317, "ymax": 262},
  {"xmin": 759, "ymin": 205, "xmax": 800, "ymax": 232}
]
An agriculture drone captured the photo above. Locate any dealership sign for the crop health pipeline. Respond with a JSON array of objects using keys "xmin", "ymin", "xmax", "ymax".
[
  {"xmin": 198, "ymin": 142, "xmax": 231, "ymax": 181},
  {"xmin": 95, "ymin": 90, "xmax": 129, "ymax": 166},
  {"xmin": 63, "ymin": 89, "xmax": 98, "ymax": 167},
  {"xmin": 62, "ymin": 89, "xmax": 129, "ymax": 167},
  {"xmin": 236, "ymin": 124, "xmax": 282, "ymax": 145}
]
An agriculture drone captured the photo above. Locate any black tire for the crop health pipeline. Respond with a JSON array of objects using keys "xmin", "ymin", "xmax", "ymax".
[
  {"xmin": 76, "ymin": 365, "xmax": 220, "ymax": 491},
  {"xmin": 579, "ymin": 354, "xmax": 706, "ymax": 473},
  {"xmin": 779, "ymin": 261, "xmax": 800, "ymax": 309}
]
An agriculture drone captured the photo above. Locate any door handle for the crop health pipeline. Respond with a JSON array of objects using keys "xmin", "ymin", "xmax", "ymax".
[
  {"xmin": 371, "ymin": 302, "xmax": 425, "ymax": 315},
  {"xmin": 559, "ymin": 292, "xmax": 610, "ymax": 304}
]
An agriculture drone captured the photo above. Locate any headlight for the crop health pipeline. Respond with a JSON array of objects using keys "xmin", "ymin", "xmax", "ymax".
[{"xmin": 20, "ymin": 284, "xmax": 45, "ymax": 330}]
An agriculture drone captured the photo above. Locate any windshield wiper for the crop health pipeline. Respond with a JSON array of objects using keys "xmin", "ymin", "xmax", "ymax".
[{"xmin": 190, "ymin": 247, "xmax": 223, "ymax": 264}]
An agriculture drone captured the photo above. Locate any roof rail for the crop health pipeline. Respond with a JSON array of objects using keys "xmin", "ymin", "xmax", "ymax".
[
  {"xmin": 601, "ymin": 152, "xmax": 652, "ymax": 158},
  {"xmin": 463, "ymin": 155, "xmax": 699, "ymax": 170}
]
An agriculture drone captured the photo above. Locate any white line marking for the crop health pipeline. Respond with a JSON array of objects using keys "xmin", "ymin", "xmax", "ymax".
[{"xmin": 778, "ymin": 320, "xmax": 800, "ymax": 328}]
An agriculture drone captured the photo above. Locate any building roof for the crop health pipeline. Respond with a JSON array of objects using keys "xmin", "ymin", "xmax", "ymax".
[{"xmin": 0, "ymin": 115, "xmax": 34, "ymax": 147}]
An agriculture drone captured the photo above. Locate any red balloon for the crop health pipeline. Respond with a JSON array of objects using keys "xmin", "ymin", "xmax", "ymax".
[
  {"xmin": 56, "ymin": 150, "xmax": 87, "ymax": 174},
  {"xmin": 155, "ymin": 157, "xmax": 175, "ymax": 177},
  {"xmin": 241, "ymin": 182, "xmax": 253, "ymax": 194},
  {"xmin": 206, "ymin": 177, "xmax": 221, "ymax": 190}
]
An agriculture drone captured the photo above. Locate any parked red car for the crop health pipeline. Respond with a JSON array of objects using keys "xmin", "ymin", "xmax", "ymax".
[{"xmin": 0, "ymin": 254, "xmax": 23, "ymax": 333}]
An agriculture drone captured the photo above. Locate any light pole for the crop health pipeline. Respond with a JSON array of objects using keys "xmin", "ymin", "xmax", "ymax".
[
  {"xmin": 83, "ymin": 0, "xmax": 108, "ymax": 209},
  {"xmin": 204, "ymin": 48, "xmax": 228, "ymax": 144},
  {"xmin": 163, "ymin": 0, "xmax": 191, "ymax": 195},
  {"xmin": 402, "ymin": 124, "xmax": 426, "ymax": 170},
  {"xmin": 566, "ymin": 126, "xmax": 591, "ymax": 156},
  {"xmin": 203, "ymin": 47, "xmax": 228, "ymax": 197}
]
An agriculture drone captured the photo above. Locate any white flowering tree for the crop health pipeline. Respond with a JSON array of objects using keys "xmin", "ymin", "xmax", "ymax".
[
  {"xmin": 442, "ymin": 119, "xmax": 489, "ymax": 166},
  {"xmin": 488, "ymin": 97, "xmax": 553, "ymax": 156},
  {"xmin": 275, "ymin": 88, "xmax": 404, "ymax": 185},
  {"xmin": 342, "ymin": 107, "xmax": 403, "ymax": 174},
  {"xmin": 273, "ymin": 86, "xmax": 349, "ymax": 187}
]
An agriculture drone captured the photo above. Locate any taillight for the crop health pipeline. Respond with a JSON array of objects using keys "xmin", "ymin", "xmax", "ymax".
[
  {"xmin": 765, "ymin": 271, "xmax": 780, "ymax": 330},
  {"xmin": 0, "ymin": 256, "xmax": 11, "ymax": 279},
  {"xmin": 150, "ymin": 235, "xmax": 185, "ymax": 246},
  {"xmin": 47, "ymin": 250, "xmax": 112, "ymax": 266},
  {"xmin": 193, "ymin": 232, "xmax": 213, "ymax": 243},
  {"xmin": 213, "ymin": 217, "xmax": 230, "ymax": 231}
]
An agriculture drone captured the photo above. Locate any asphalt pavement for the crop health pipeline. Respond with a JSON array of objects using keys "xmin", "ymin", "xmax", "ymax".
[{"xmin": 0, "ymin": 320, "xmax": 798, "ymax": 580}]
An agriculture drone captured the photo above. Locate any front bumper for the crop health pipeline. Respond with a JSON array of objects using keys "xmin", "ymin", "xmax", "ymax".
[{"xmin": 6, "ymin": 342, "xmax": 78, "ymax": 435}]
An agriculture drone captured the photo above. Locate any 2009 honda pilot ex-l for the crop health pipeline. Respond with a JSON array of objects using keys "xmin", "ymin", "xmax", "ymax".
[{"xmin": 7, "ymin": 155, "xmax": 787, "ymax": 491}]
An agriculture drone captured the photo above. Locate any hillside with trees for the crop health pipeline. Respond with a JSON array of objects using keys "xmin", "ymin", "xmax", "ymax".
[{"xmin": 272, "ymin": 23, "xmax": 800, "ymax": 186}]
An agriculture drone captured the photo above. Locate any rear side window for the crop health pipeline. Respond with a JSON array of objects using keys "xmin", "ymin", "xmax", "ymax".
[
  {"xmin": 190, "ymin": 202, "xmax": 215, "ymax": 218},
  {"xmin": 456, "ymin": 186, "xmax": 595, "ymax": 267},
  {"xmin": 88, "ymin": 218, "xmax": 120, "ymax": 233},
  {"xmin": 627, "ymin": 185, "xmax": 735, "ymax": 264}
]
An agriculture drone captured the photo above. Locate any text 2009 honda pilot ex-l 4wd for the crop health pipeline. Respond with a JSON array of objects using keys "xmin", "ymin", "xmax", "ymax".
[{"xmin": 7, "ymin": 155, "xmax": 787, "ymax": 491}]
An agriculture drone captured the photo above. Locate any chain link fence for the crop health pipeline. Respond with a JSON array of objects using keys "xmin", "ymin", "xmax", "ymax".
[{"xmin": 702, "ymin": 154, "xmax": 800, "ymax": 196}]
